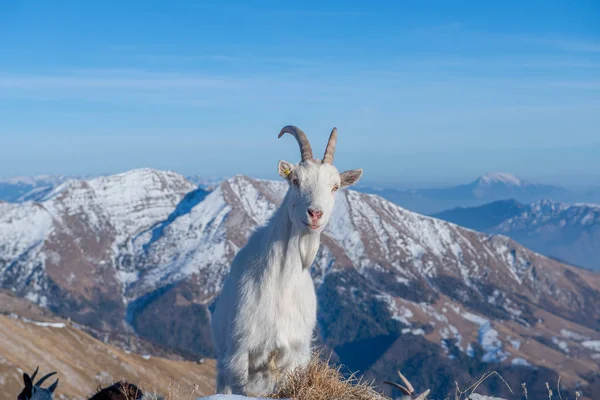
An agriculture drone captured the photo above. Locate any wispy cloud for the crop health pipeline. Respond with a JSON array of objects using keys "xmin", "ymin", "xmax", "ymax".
[
  {"xmin": 406, "ymin": 24, "xmax": 600, "ymax": 55},
  {"xmin": 0, "ymin": 74, "xmax": 241, "ymax": 90},
  {"xmin": 216, "ymin": 3, "xmax": 373, "ymax": 18},
  {"xmin": 541, "ymin": 38, "xmax": 600, "ymax": 53},
  {"xmin": 0, "ymin": 68, "xmax": 357, "ymax": 109},
  {"xmin": 120, "ymin": 51, "xmax": 325, "ymax": 70},
  {"xmin": 1, "ymin": 67, "xmax": 599, "ymax": 105}
]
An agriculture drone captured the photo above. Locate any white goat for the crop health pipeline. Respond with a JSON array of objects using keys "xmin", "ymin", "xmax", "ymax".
[{"xmin": 211, "ymin": 125, "xmax": 363, "ymax": 395}]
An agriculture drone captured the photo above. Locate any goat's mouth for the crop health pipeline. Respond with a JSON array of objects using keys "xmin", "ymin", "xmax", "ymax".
[{"xmin": 303, "ymin": 221, "xmax": 322, "ymax": 230}]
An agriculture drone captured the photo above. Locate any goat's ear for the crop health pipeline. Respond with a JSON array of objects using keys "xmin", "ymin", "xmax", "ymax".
[
  {"xmin": 278, "ymin": 160, "xmax": 295, "ymax": 180},
  {"xmin": 340, "ymin": 169, "xmax": 363, "ymax": 188},
  {"xmin": 23, "ymin": 373, "xmax": 33, "ymax": 389}
]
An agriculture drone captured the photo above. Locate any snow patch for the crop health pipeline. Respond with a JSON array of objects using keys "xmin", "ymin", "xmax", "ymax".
[
  {"xmin": 375, "ymin": 294, "xmax": 412, "ymax": 325},
  {"xmin": 582, "ymin": 340, "xmax": 600, "ymax": 352},
  {"xmin": 479, "ymin": 322, "xmax": 509, "ymax": 363},
  {"xmin": 511, "ymin": 357, "xmax": 532, "ymax": 367},
  {"xmin": 33, "ymin": 321, "xmax": 66, "ymax": 328},
  {"xmin": 401, "ymin": 328, "xmax": 425, "ymax": 336},
  {"xmin": 560, "ymin": 329, "xmax": 589, "ymax": 342},
  {"xmin": 478, "ymin": 172, "xmax": 522, "ymax": 186},
  {"xmin": 552, "ymin": 337, "xmax": 569, "ymax": 353},
  {"xmin": 462, "ymin": 311, "xmax": 509, "ymax": 363},
  {"xmin": 463, "ymin": 311, "xmax": 489, "ymax": 326}
]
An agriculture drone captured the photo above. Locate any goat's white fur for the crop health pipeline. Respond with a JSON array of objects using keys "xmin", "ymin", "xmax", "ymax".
[{"xmin": 211, "ymin": 134, "xmax": 362, "ymax": 395}]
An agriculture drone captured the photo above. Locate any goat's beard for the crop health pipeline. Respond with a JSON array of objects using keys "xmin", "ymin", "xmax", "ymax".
[{"xmin": 299, "ymin": 231, "xmax": 321, "ymax": 269}]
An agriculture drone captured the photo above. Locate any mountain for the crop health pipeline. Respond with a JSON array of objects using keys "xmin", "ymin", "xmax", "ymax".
[
  {"xmin": 0, "ymin": 290, "xmax": 216, "ymax": 400},
  {"xmin": 431, "ymin": 199, "xmax": 526, "ymax": 232},
  {"xmin": 492, "ymin": 200, "xmax": 600, "ymax": 271},
  {"xmin": 466, "ymin": 172, "xmax": 565, "ymax": 200},
  {"xmin": 185, "ymin": 175, "xmax": 227, "ymax": 190},
  {"xmin": 0, "ymin": 175, "xmax": 74, "ymax": 203},
  {"xmin": 360, "ymin": 172, "xmax": 571, "ymax": 214},
  {"xmin": 1, "ymin": 169, "xmax": 599, "ymax": 399},
  {"xmin": 0, "ymin": 173, "xmax": 219, "ymax": 203},
  {"xmin": 432, "ymin": 199, "xmax": 600, "ymax": 271}
]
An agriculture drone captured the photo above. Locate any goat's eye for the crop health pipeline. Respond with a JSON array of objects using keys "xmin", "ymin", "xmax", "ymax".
[
  {"xmin": 332, "ymin": 184, "xmax": 339, "ymax": 192},
  {"xmin": 291, "ymin": 177, "xmax": 299, "ymax": 186}
]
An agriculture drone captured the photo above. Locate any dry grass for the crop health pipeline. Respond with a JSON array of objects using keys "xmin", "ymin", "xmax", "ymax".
[
  {"xmin": 269, "ymin": 355, "xmax": 389, "ymax": 400},
  {"xmin": 453, "ymin": 371, "xmax": 512, "ymax": 400},
  {"xmin": 137, "ymin": 379, "xmax": 201, "ymax": 400}
]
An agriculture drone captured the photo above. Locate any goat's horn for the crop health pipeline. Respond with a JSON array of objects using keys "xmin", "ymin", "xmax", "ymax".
[
  {"xmin": 383, "ymin": 381, "xmax": 412, "ymax": 396},
  {"xmin": 397, "ymin": 371, "xmax": 415, "ymax": 394},
  {"xmin": 48, "ymin": 379, "xmax": 59, "ymax": 393},
  {"xmin": 322, "ymin": 127, "xmax": 338, "ymax": 164},
  {"xmin": 279, "ymin": 125, "xmax": 313, "ymax": 162},
  {"xmin": 30, "ymin": 366, "xmax": 39, "ymax": 382},
  {"xmin": 35, "ymin": 372, "xmax": 57, "ymax": 387}
]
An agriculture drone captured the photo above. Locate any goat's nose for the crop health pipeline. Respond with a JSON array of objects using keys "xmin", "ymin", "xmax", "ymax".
[{"xmin": 308, "ymin": 208, "xmax": 323, "ymax": 220}]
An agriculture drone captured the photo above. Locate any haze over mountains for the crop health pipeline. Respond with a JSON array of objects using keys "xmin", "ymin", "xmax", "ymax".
[
  {"xmin": 3, "ymin": 171, "xmax": 598, "ymax": 209},
  {"xmin": 360, "ymin": 172, "xmax": 598, "ymax": 214},
  {"xmin": 0, "ymin": 169, "xmax": 599, "ymax": 398},
  {"xmin": 0, "ymin": 175, "xmax": 73, "ymax": 203},
  {"xmin": 433, "ymin": 199, "xmax": 600, "ymax": 271}
]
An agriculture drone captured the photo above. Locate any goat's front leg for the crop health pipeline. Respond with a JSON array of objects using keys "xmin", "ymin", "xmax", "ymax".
[
  {"xmin": 216, "ymin": 359, "xmax": 233, "ymax": 394},
  {"xmin": 220, "ymin": 351, "xmax": 249, "ymax": 395},
  {"xmin": 288, "ymin": 341, "xmax": 311, "ymax": 370}
]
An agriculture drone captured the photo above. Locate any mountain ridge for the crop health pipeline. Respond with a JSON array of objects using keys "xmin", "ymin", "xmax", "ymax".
[
  {"xmin": 432, "ymin": 199, "xmax": 600, "ymax": 271},
  {"xmin": 360, "ymin": 172, "xmax": 571, "ymax": 214},
  {"xmin": 0, "ymin": 168, "xmax": 599, "ymax": 398},
  {"xmin": 0, "ymin": 175, "xmax": 72, "ymax": 203}
]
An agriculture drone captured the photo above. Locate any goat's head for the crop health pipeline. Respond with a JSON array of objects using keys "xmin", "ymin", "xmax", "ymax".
[
  {"xmin": 278, "ymin": 125, "xmax": 362, "ymax": 234},
  {"xmin": 17, "ymin": 367, "xmax": 59, "ymax": 400}
]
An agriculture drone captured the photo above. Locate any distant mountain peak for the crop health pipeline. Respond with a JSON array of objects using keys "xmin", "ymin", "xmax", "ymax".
[
  {"xmin": 476, "ymin": 172, "xmax": 523, "ymax": 186},
  {"xmin": 0, "ymin": 174, "xmax": 70, "ymax": 186}
]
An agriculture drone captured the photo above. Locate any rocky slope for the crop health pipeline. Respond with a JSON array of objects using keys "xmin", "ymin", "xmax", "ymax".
[
  {"xmin": 0, "ymin": 169, "xmax": 599, "ymax": 399},
  {"xmin": 433, "ymin": 199, "xmax": 600, "ymax": 271}
]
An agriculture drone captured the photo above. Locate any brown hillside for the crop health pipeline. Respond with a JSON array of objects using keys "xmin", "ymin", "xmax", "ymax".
[{"xmin": 0, "ymin": 312, "xmax": 216, "ymax": 400}]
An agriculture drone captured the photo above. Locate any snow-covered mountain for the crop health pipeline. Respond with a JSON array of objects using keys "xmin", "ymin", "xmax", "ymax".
[
  {"xmin": 475, "ymin": 172, "xmax": 523, "ymax": 186},
  {"xmin": 360, "ymin": 172, "xmax": 570, "ymax": 214},
  {"xmin": 494, "ymin": 200, "xmax": 600, "ymax": 271},
  {"xmin": 433, "ymin": 199, "xmax": 600, "ymax": 271},
  {"xmin": 431, "ymin": 199, "xmax": 527, "ymax": 232},
  {"xmin": 468, "ymin": 172, "xmax": 569, "ymax": 200},
  {"xmin": 0, "ymin": 173, "xmax": 221, "ymax": 202},
  {"xmin": 0, "ymin": 175, "xmax": 74, "ymax": 202},
  {"xmin": 0, "ymin": 169, "xmax": 599, "ymax": 398}
]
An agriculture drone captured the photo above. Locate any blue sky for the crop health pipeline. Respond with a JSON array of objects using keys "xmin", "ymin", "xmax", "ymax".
[{"xmin": 1, "ymin": 1, "xmax": 599, "ymax": 187}]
